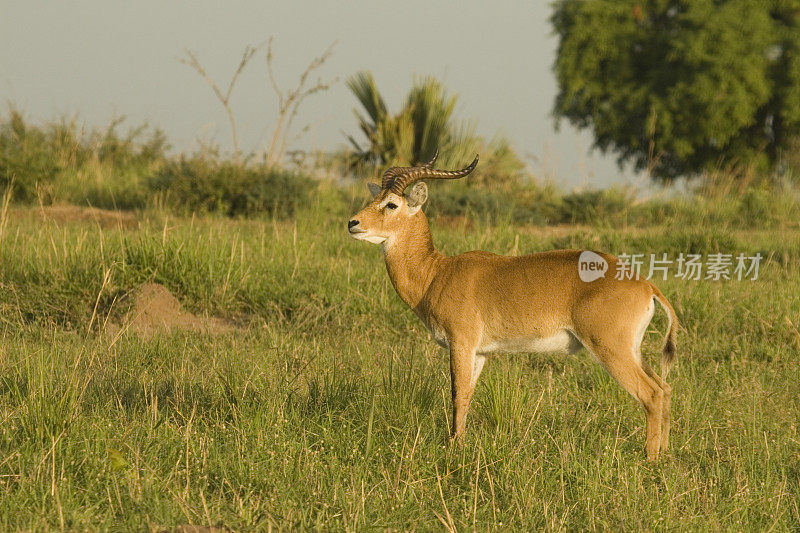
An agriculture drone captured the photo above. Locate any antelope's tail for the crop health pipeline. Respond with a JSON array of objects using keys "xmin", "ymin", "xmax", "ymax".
[{"xmin": 651, "ymin": 283, "xmax": 678, "ymax": 379}]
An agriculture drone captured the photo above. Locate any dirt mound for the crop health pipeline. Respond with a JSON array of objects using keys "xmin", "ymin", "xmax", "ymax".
[
  {"xmin": 153, "ymin": 526, "xmax": 229, "ymax": 533},
  {"xmin": 125, "ymin": 283, "xmax": 236, "ymax": 336},
  {"xmin": 12, "ymin": 204, "xmax": 138, "ymax": 229}
]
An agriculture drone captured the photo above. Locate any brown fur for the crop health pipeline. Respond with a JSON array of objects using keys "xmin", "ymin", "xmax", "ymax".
[{"xmin": 349, "ymin": 185, "xmax": 679, "ymax": 460}]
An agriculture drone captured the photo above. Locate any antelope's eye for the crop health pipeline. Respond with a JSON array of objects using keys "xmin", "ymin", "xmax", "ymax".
[{"xmin": 385, "ymin": 202, "xmax": 398, "ymax": 210}]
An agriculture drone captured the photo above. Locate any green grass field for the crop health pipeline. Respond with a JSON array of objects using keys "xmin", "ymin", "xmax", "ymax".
[{"xmin": 0, "ymin": 201, "xmax": 799, "ymax": 530}]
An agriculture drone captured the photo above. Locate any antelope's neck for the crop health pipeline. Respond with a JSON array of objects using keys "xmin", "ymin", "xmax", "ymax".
[{"xmin": 383, "ymin": 213, "xmax": 443, "ymax": 310}]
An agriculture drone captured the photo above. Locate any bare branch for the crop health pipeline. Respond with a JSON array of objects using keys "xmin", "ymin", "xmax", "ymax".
[
  {"xmin": 180, "ymin": 38, "xmax": 335, "ymax": 166},
  {"xmin": 179, "ymin": 50, "xmax": 228, "ymax": 106},
  {"xmin": 180, "ymin": 45, "xmax": 262, "ymax": 160},
  {"xmin": 265, "ymin": 37, "xmax": 283, "ymax": 106},
  {"xmin": 225, "ymin": 45, "xmax": 259, "ymax": 102},
  {"xmin": 265, "ymin": 41, "xmax": 337, "ymax": 165}
]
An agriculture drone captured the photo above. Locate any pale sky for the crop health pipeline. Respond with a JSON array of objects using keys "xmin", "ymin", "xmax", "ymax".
[{"xmin": 1, "ymin": 1, "xmax": 645, "ymax": 189}]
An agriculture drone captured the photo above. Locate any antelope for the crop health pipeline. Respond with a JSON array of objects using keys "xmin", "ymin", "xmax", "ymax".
[{"xmin": 347, "ymin": 153, "xmax": 679, "ymax": 460}]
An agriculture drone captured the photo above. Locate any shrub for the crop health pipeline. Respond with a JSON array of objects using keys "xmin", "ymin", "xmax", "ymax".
[
  {"xmin": 0, "ymin": 109, "xmax": 167, "ymax": 208},
  {"xmin": 559, "ymin": 187, "xmax": 633, "ymax": 224},
  {"xmin": 426, "ymin": 181, "xmax": 563, "ymax": 225},
  {"xmin": 0, "ymin": 109, "xmax": 72, "ymax": 201},
  {"xmin": 151, "ymin": 155, "xmax": 315, "ymax": 218}
]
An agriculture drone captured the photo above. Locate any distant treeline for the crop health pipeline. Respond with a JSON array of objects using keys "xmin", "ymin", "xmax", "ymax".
[{"xmin": 1, "ymin": 109, "xmax": 799, "ymax": 228}]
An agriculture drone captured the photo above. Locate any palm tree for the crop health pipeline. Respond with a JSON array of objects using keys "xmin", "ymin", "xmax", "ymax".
[{"xmin": 346, "ymin": 71, "xmax": 525, "ymax": 187}]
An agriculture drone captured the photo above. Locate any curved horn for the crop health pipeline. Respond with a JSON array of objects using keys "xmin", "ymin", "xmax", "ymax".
[
  {"xmin": 380, "ymin": 148, "xmax": 440, "ymax": 188},
  {"xmin": 381, "ymin": 164, "xmax": 416, "ymax": 189},
  {"xmin": 390, "ymin": 154, "xmax": 479, "ymax": 195},
  {"xmin": 422, "ymin": 148, "xmax": 438, "ymax": 168}
]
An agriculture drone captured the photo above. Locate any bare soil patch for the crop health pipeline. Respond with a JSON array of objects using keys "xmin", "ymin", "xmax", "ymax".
[
  {"xmin": 123, "ymin": 282, "xmax": 237, "ymax": 336},
  {"xmin": 153, "ymin": 526, "xmax": 229, "ymax": 533},
  {"xmin": 11, "ymin": 204, "xmax": 138, "ymax": 229}
]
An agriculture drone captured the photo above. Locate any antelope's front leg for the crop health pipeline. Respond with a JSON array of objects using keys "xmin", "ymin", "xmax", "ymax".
[{"xmin": 449, "ymin": 342, "xmax": 484, "ymax": 442}]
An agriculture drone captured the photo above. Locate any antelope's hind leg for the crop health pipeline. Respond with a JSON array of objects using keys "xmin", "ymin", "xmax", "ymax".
[
  {"xmin": 642, "ymin": 361, "xmax": 672, "ymax": 452},
  {"xmin": 633, "ymin": 297, "xmax": 673, "ymax": 453},
  {"xmin": 581, "ymin": 337, "xmax": 665, "ymax": 460}
]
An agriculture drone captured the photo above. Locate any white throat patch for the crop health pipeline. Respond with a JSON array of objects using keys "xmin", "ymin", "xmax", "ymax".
[
  {"xmin": 363, "ymin": 234, "xmax": 387, "ymax": 244},
  {"xmin": 350, "ymin": 231, "xmax": 387, "ymax": 245}
]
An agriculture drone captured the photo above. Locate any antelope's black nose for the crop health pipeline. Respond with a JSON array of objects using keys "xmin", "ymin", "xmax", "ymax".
[{"xmin": 348, "ymin": 219, "xmax": 359, "ymax": 230}]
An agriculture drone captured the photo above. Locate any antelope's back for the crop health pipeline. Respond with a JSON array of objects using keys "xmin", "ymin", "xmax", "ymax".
[{"xmin": 432, "ymin": 249, "xmax": 650, "ymax": 337}]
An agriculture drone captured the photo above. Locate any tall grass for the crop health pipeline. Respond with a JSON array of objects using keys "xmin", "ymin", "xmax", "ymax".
[
  {"xmin": 0, "ymin": 204, "xmax": 798, "ymax": 530},
  {"xmin": 0, "ymin": 109, "xmax": 166, "ymax": 207},
  {"xmin": 0, "ymin": 109, "xmax": 315, "ymax": 217}
]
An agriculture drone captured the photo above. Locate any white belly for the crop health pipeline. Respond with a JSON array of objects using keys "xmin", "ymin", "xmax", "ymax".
[{"xmin": 479, "ymin": 330, "xmax": 580, "ymax": 355}]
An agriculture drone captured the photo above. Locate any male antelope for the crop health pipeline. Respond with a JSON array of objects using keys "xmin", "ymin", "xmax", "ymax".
[{"xmin": 347, "ymin": 153, "xmax": 679, "ymax": 460}]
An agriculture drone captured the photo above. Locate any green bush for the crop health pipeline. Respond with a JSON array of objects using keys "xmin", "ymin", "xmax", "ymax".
[
  {"xmin": 426, "ymin": 181, "xmax": 563, "ymax": 225},
  {"xmin": 0, "ymin": 109, "xmax": 166, "ymax": 208},
  {"xmin": 738, "ymin": 187, "xmax": 775, "ymax": 226},
  {"xmin": 151, "ymin": 155, "xmax": 316, "ymax": 218},
  {"xmin": 424, "ymin": 182, "xmax": 640, "ymax": 226},
  {"xmin": 0, "ymin": 109, "xmax": 316, "ymax": 217},
  {"xmin": 559, "ymin": 187, "xmax": 633, "ymax": 224},
  {"xmin": 0, "ymin": 110, "xmax": 73, "ymax": 201}
]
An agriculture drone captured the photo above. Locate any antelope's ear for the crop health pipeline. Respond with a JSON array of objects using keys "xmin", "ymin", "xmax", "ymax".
[
  {"xmin": 367, "ymin": 182, "xmax": 382, "ymax": 198},
  {"xmin": 405, "ymin": 181, "xmax": 428, "ymax": 212}
]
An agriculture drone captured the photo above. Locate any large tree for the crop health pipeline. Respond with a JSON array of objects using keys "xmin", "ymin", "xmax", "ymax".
[{"xmin": 551, "ymin": 0, "xmax": 800, "ymax": 180}]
